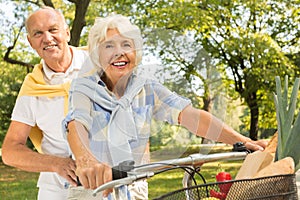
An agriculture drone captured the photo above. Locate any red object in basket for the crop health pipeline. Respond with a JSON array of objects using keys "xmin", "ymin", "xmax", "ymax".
[
  {"xmin": 216, "ymin": 171, "xmax": 232, "ymax": 194},
  {"xmin": 210, "ymin": 189, "xmax": 227, "ymax": 200}
]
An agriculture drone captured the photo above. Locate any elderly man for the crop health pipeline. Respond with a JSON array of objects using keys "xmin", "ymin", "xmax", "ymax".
[{"xmin": 2, "ymin": 6, "xmax": 93, "ymax": 199}]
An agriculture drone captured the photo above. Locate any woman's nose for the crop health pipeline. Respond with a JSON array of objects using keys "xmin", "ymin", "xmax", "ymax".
[{"xmin": 114, "ymin": 47, "xmax": 125, "ymax": 58}]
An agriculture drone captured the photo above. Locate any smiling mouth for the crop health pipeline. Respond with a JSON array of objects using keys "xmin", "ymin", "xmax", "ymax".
[
  {"xmin": 112, "ymin": 61, "xmax": 128, "ymax": 68},
  {"xmin": 43, "ymin": 45, "xmax": 57, "ymax": 50}
]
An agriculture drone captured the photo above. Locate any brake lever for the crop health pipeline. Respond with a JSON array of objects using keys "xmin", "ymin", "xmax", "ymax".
[{"xmin": 112, "ymin": 160, "xmax": 135, "ymax": 180}]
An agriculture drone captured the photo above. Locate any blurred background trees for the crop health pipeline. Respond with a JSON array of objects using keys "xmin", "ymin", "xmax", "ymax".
[{"xmin": 0, "ymin": 0, "xmax": 299, "ymax": 147}]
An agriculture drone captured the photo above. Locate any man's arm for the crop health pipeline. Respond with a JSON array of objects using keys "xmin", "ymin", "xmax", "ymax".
[
  {"xmin": 2, "ymin": 120, "xmax": 78, "ymax": 186},
  {"xmin": 179, "ymin": 105, "xmax": 267, "ymax": 151}
]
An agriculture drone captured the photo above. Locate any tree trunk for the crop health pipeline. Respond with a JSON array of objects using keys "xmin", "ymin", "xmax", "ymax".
[
  {"xmin": 69, "ymin": 0, "xmax": 91, "ymax": 46},
  {"xmin": 203, "ymin": 96, "xmax": 212, "ymax": 113},
  {"xmin": 201, "ymin": 96, "xmax": 214, "ymax": 144},
  {"xmin": 247, "ymin": 92, "xmax": 259, "ymax": 140},
  {"xmin": 249, "ymin": 105, "xmax": 259, "ymax": 140}
]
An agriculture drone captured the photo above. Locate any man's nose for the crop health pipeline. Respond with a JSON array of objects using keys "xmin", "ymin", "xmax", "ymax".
[{"xmin": 43, "ymin": 31, "xmax": 53, "ymax": 42}]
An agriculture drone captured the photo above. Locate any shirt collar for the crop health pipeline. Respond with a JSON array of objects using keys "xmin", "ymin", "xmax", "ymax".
[{"xmin": 42, "ymin": 46, "xmax": 80, "ymax": 80}]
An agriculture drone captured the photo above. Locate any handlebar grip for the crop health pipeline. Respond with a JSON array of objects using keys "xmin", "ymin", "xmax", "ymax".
[
  {"xmin": 112, "ymin": 160, "xmax": 135, "ymax": 180},
  {"xmin": 76, "ymin": 160, "xmax": 135, "ymax": 186},
  {"xmin": 77, "ymin": 176, "xmax": 82, "ymax": 186},
  {"xmin": 232, "ymin": 142, "xmax": 252, "ymax": 153}
]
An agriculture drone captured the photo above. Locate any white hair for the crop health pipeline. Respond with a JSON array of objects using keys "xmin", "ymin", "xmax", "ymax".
[
  {"xmin": 88, "ymin": 14, "xmax": 143, "ymax": 69},
  {"xmin": 25, "ymin": 6, "xmax": 68, "ymax": 32}
]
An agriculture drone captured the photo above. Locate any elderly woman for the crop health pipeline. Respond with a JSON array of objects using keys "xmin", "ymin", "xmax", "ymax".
[{"xmin": 63, "ymin": 14, "xmax": 267, "ymax": 199}]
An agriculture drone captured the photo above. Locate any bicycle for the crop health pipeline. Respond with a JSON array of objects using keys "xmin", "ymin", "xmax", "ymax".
[{"xmin": 92, "ymin": 144, "xmax": 298, "ymax": 200}]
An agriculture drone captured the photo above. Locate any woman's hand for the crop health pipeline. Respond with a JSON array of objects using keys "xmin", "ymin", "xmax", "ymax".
[
  {"xmin": 67, "ymin": 120, "xmax": 113, "ymax": 196},
  {"xmin": 75, "ymin": 155, "xmax": 113, "ymax": 197},
  {"xmin": 244, "ymin": 139, "xmax": 268, "ymax": 151}
]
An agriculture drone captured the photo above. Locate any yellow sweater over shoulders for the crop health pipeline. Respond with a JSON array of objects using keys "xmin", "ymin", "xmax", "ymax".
[{"xmin": 18, "ymin": 63, "xmax": 70, "ymax": 153}]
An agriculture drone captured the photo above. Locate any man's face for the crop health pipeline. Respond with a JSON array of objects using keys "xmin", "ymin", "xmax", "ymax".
[
  {"xmin": 98, "ymin": 28, "xmax": 137, "ymax": 86},
  {"xmin": 26, "ymin": 9, "xmax": 70, "ymax": 63}
]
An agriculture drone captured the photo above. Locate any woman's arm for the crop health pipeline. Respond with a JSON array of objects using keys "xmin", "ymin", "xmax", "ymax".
[
  {"xmin": 179, "ymin": 105, "xmax": 267, "ymax": 151},
  {"xmin": 67, "ymin": 120, "xmax": 112, "ymax": 195}
]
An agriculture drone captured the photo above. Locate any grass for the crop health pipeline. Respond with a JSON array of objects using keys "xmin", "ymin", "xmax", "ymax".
[
  {"xmin": 0, "ymin": 159, "xmax": 39, "ymax": 200},
  {"xmin": 148, "ymin": 160, "xmax": 242, "ymax": 199},
  {"xmin": 0, "ymin": 144, "xmax": 243, "ymax": 199},
  {"xmin": 148, "ymin": 145, "xmax": 243, "ymax": 199}
]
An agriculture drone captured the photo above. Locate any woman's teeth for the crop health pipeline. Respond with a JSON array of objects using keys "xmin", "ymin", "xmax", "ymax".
[{"xmin": 112, "ymin": 61, "xmax": 127, "ymax": 66}]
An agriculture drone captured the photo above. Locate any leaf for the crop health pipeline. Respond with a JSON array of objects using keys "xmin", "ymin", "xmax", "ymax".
[
  {"xmin": 274, "ymin": 76, "xmax": 300, "ymax": 171},
  {"xmin": 274, "ymin": 76, "xmax": 285, "ymax": 157},
  {"xmin": 283, "ymin": 112, "xmax": 300, "ymax": 170},
  {"xmin": 283, "ymin": 76, "xmax": 300, "ymax": 144},
  {"xmin": 274, "ymin": 76, "xmax": 285, "ymax": 128},
  {"xmin": 287, "ymin": 78, "xmax": 300, "ymax": 125},
  {"xmin": 273, "ymin": 94, "xmax": 283, "ymax": 159}
]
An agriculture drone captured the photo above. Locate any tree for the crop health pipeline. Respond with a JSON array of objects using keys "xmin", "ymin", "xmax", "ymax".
[
  {"xmin": 196, "ymin": 0, "xmax": 299, "ymax": 139},
  {"xmin": 3, "ymin": 0, "xmax": 91, "ymax": 67},
  {"xmin": 128, "ymin": 0, "xmax": 299, "ymax": 140},
  {"xmin": 2, "ymin": 0, "xmax": 300, "ymax": 142},
  {"xmin": 145, "ymin": 28, "xmax": 228, "ymax": 143},
  {"xmin": 0, "ymin": 60, "xmax": 27, "ymax": 146}
]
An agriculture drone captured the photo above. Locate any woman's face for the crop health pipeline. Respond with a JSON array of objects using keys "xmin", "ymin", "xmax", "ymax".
[{"xmin": 98, "ymin": 28, "xmax": 137, "ymax": 86}]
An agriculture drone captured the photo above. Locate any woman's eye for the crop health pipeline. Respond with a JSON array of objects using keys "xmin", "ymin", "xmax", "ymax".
[{"xmin": 124, "ymin": 43, "xmax": 132, "ymax": 48}]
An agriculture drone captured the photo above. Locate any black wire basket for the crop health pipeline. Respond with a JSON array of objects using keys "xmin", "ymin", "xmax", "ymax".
[{"xmin": 153, "ymin": 174, "xmax": 298, "ymax": 200}]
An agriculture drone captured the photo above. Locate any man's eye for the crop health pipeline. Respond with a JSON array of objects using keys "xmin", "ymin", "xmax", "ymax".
[
  {"xmin": 49, "ymin": 28, "xmax": 59, "ymax": 33},
  {"xmin": 33, "ymin": 32, "xmax": 42, "ymax": 37}
]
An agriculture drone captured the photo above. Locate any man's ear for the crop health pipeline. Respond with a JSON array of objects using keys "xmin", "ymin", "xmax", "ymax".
[
  {"xmin": 66, "ymin": 28, "xmax": 71, "ymax": 42},
  {"xmin": 27, "ymin": 35, "xmax": 33, "ymax": 48}
]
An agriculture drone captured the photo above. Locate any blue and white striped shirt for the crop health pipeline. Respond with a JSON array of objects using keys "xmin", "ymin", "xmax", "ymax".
[{"xmin": 63, "ymin": 72, "xmax": 191, "ymax": 167}]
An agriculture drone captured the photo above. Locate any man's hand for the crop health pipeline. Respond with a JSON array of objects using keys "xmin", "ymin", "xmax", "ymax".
[
  {"xmin": 54, "ymin": 157, "xmax": 77, "ymax": 186},
  {"xmin": 75, "ymin": 156, "xmax": 112, "ymax": 196}
]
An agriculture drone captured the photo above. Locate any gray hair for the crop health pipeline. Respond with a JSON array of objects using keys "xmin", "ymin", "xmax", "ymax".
[{"xmin": 88, "ymin": 14, "xmax": 143, "ymax": 69}]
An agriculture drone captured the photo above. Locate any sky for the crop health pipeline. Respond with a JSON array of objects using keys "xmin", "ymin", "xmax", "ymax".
[{"xmin": 1, "ymin": 1, "xmax": 15, "ymax": 21}]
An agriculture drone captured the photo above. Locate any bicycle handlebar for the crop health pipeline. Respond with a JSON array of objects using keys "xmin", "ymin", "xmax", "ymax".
[
  {"xmin": 93, "ymin": 172, "xmax": 154, "ymax": 196},
  {"xmin": 132, "ymin": 151, "xmax": 247, "ymax": 173},
  {"xmin": 92, "ymin": 151, "xmax": 248, "ymax": 196}
]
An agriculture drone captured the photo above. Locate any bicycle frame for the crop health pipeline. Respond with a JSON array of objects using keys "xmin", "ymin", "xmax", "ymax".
[{"xmin": 93, "ymin": 151, "xmax": 248, "ymax": 196}]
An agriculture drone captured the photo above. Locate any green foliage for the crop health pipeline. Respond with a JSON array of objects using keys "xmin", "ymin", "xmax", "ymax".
[
  {"xmin": 0, "ymin": 61, "xmax": 27, "ymax": 146},
  {"xmin": 196, "ymin": 0, "xmax": 297, "ymax": 135},
  {"xmin": 1, "ymin": 0, "xmax": 300, "ymax": 145},
  {"xmin": 105, "ymin": 0, "xmax": 299, "ymax": 137},
  {"xmin": 274, "ymin": 76, "xmax": 300, "ymax": 171},
  {"xmin": 150, "ymin": 119, "xmax": 202, "ymax": 152}
]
